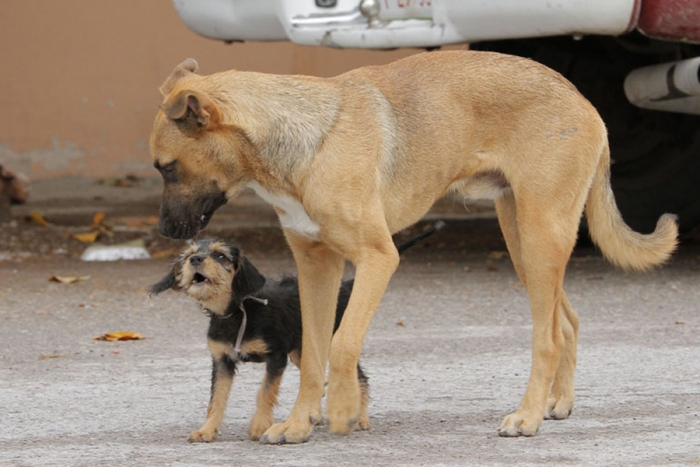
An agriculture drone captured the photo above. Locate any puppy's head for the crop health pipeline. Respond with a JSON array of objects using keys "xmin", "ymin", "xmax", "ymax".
[
  {"xmin": 150, "ymin": 239, "xmax": 266, "ymax": 316},
  {"xmin": 150, "ymin": 59, "xmax": 256, "ymax": 239}
]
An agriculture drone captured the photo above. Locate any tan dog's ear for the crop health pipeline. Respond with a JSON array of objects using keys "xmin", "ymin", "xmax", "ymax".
[
  {"xmin": 159, "ymin": 58, "xmax": 199, "ymax": 97},
  {"xmin": 161, "ymin": 90, "xmax": 221, "ymax": 131}
]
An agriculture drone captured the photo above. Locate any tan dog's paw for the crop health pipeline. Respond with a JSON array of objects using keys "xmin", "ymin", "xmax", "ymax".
[
  {"xmin": 545, "ymin": 395, "xmax": 574, "ymax": 420},
  {"xmin": 326, "ymin": 380, "xmax": 361, "ymax": 435},
  {"xmin": 327, "ymin": 405, "xmax": 361, "ymax": 435},
  {"xmin": 189, "ymin": 428, "xmax": 217, "ymax": 443},
  {"xmin": 249, "ymin": 413, "xmax": 274, "ymax": 441},
  {"xmin": 259, "ymin": 417, "xmax": 313, "ymax": 444},
  {"xmin": 497, "ymin": 410, "xmax": 542, "ymax": 437}
]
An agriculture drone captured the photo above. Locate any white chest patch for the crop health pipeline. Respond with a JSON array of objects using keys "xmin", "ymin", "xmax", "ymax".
[{"xmin": 247, "ymin": 181, "xmax": 320, "ymax": 239}]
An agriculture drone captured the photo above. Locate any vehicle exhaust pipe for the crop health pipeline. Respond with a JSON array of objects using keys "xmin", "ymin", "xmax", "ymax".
[{"xmin": 624, "ymin": 57, "xmax": 700, "ymax": 115}]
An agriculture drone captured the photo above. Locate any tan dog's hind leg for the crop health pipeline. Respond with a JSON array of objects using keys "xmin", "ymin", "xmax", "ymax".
[
  {"xmin": 327, "ymin": 238, "xmax": 399, "ymax": 435},
  {"xmin": 546, "ymin": 294, "xmax": 579, "ymax": 420},
  {"xmin": 495, "ymin": 194, "xmax": 579, "ymax": 423},
  {"xmin": 497, "ymin": 194, "xmax": 581, "ymax": 437},
  {"xmin": 260, "ymin": 233, "xmax": 344, "ymax": 444}
]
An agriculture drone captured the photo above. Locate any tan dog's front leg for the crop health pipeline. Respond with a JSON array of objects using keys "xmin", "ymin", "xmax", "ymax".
[
  {"xmin": 260, "ymin": 233, "xmax": 344, "ymax": 444},
  {"xmin": 327, "ymin": 242, "xmax": 399, "ymax": 435},
  {"xmin": 189, "ymin": 354, "xmax": 235, "ymax": 442}
]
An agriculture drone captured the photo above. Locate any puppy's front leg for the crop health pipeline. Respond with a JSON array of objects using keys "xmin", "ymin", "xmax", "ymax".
[
  {"xmin": 189, "ymin": 353, "xmax": 236, "ymax": 442},
  {"xmin": 249, "ymin": 352, "xmax": 287, "ymax": 440},
  {"xmin": 260, "ymin": 232, "xmax": 344, "ymax": 444}
]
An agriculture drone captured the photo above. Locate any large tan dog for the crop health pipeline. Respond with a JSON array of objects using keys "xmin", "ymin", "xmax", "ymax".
[{"xmin": 150, "ymin": 51, "xmax": 677, "ymax": 443}]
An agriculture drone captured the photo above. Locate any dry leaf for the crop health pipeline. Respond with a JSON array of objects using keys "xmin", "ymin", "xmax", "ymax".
[
  {"xmin": 72, "ymin": 231, "xmax": 100, "ymax": 243},
  {"xmin": 93, "ymin": 332, "xmax": 144, "ymax": 341},
  {"xmin": 39, "ymin": 354, "xmax": 66, "ymax": 360},
  {"xmin": 26, "ymin": 211, "xmax": 50, "ymax": 227},
  {"xmin": 92, "ymin": 211, "xmax": 106, "ymax": 227},
  {"xmin": 49, "ymin": 275, "xmax": 90, "ymax": 284}
]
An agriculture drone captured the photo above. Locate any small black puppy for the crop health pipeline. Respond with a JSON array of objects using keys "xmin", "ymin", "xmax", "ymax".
[{"xmin": 150, "ymin": 223, "xmax": 442, "ymax": 442}]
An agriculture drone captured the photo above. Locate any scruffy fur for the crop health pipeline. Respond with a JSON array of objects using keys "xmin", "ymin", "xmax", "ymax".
[
  {"xmin": 150, "ymin": 227, "xmax": 439, "ymax": 442},
  {"xmin": 150, "ymin": 51, "xmax": 678, "ymax": 443}
]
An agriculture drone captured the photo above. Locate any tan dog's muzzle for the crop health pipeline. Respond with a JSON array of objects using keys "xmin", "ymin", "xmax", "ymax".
[{"xmin": 158, "ymin": 187, "xmax": 227, "ymax": 239}]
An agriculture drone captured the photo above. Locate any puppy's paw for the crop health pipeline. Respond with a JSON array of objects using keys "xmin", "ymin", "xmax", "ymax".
[
  {"xmin": 189, "ymin": 428, "xmax": 217, "ymax": 443},
  {"xmin": 355, "ymin": 412, "xmax": 371, "ymax": 431},
  {"xmin": 498, "ymin": 410, "xmax": 542, "ymax": 437}
]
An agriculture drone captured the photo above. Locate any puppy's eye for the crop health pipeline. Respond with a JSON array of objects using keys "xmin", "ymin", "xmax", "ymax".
[{"xmin": 213, "ymin": 252, "xmax": 226, "ymax": 260}]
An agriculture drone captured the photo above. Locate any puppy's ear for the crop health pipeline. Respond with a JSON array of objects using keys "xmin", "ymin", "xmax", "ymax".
[
  {"xmin": 149, "ymin": 265, "xmax": 181, "ymax": 296},
  {"xmin": 159, "ymin": 58, "xmax": 199, "ymax": 97},
  {"xmin": 233, "ymin": 256, "xmax": 266, "ymax": 298},
  {"xmin": 161, "ymin": 90, "xmax": 221, "ymax": 132}
]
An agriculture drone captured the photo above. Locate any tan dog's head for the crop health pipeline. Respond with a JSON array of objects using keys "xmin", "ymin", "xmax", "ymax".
[
  {"xmin": 150, "ymin": 239, "xmax": 266, "ymax": 316},
  {"xmin": 150, "ymin": 59, "xmax": 255, "ymax": 239}
]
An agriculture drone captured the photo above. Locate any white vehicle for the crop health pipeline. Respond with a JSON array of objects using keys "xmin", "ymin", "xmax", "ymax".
[{"xmin": 172, "ymin": 0, "xmax": 700, "ymax": 233}]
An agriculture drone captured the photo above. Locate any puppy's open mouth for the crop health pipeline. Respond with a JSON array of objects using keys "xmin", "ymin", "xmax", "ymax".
[{"xmin": 191, "ymin": 273, "xmax": 211, "ymax": 286}]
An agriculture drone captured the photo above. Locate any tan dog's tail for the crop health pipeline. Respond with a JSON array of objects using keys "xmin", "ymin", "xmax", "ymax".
[{"xmin": 585, "ymin": 145, "xmax": 678, "ymax": 272}]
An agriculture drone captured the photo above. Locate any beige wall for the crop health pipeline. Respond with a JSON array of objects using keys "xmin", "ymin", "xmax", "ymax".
[{"xmin": 0, "ymin": 0, "xmax": 420, "ymax": 180}]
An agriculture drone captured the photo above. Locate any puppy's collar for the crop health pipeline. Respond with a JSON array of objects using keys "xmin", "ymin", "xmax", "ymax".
[{"xmin": 234, "ymin": 296, "xmax": 268, "ymax": 355}]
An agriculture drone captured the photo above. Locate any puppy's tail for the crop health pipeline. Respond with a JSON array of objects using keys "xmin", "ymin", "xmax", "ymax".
[
  {"xmin": 585, "ymin": 144, "xmax": 678, "ymax": 272},
  {"xmin": 396, "ymin": 221, "xmax": 445, "ymax": 254}
]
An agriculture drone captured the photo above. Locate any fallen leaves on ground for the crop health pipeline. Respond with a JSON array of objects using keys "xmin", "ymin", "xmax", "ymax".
[
  {"xmin": 71, "ymin": 211, "xmax": 113, "ymax": 243},
  {"xmin": 49, "ymin": 275, "xmax": 90, "ymax": 284},
  {"xmin": 26, "ymin": 211, "xmax": 50, "ymax": 226},
  {"xmin": 71, "ymin": 231, "xmax": 100, "ymax": 243},
  {"xmin": 91, "ymin": 211, "xmax": 106, "ymax": 228},
  {"xmin": 93, "ymin": 332, "xmax": 144, "ymax": 341},
  {"xmin": 38, "ymin": 354, "xmax": 66, "ymax": 360}
]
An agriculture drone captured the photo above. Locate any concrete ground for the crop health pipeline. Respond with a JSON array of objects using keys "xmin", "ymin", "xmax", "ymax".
[{"xmin": 0, "ymin": 178, "xmax": 699, "ymax": 466}]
